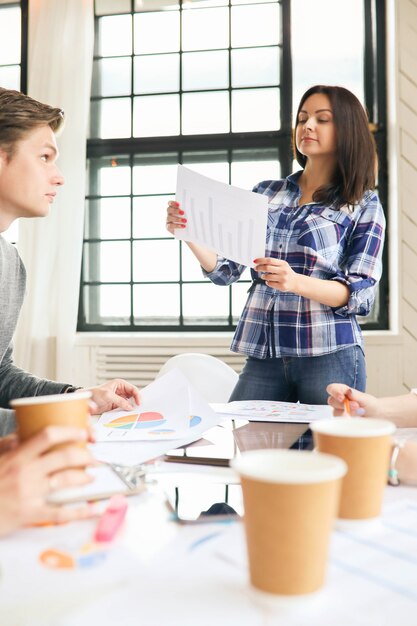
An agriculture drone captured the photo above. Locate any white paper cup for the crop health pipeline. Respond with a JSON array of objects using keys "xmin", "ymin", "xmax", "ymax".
[
  {"xmin": 232, "ymin": 449, "xmax": 347, "ymax": 596},
  {"xmin": 11, "ymin": 391, "xmax": 92, "ymax": 449},
  {"xmin": 311, "ymin": 418, "xmax": 396, "ymax": 520}
]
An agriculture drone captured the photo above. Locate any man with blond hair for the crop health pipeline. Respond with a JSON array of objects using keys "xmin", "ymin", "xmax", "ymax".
[{"xmin": 0, "ymin": 87, "xmax": 140, "ymax": 533}]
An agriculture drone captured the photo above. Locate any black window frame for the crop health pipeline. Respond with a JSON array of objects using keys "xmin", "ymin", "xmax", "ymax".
[
  {"xmin": 0, "ymin": 0, "xmax": 27, "ymax": 93},
  {"xmin": 79, "ymin": 0, "xmax": 388, "ymax": 332}
]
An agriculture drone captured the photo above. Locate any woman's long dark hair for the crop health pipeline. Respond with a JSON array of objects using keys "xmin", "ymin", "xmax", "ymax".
[{"xmin": 293, "ymin": 85, "xmax": 377, "ymax": 211}]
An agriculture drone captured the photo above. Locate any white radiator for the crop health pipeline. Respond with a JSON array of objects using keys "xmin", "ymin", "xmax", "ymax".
[{"xmin": 73, "ymin": 333, "xmax": 245, "ymax": 388}]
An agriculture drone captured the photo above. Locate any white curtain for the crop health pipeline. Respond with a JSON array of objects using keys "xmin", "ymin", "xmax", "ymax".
[{"xmin": 14, "ymin": 0, "xmax": 94, "ymax": 382}]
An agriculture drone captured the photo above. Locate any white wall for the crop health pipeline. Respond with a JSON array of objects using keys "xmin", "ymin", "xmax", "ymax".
[{"xmin": 397, "ymin": 0, "xmax": 417, "ymax": 393}]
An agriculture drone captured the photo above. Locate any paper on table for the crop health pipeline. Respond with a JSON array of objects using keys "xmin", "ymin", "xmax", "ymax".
[
  {"xmin": 392, "ymin": 428, "xmax": 417, "ymax": 442},
  {"xmin": 212, "ymin": 400, "xmax": 333, "ymax": 423},
  {"xmin": 207, "ymin": 498, "xmax": 417, "ymax": 625},
  {"xmin": 58, "ymin": 521, "xmax": 262, "ymax": 626},
  {"xmin": 91, "ymin": 436, "xmax": 206, "ymax": 467},
  {"xmin": 95, "ymin": 369, "xmax": 223, "ymax": 442},
  {"xmin": 175, "ymin": 165, "xmax": 268, "ymax": 268},
  {"xmin": 0, "ymin": 515, "xmax": 143, "ymax": 619}
]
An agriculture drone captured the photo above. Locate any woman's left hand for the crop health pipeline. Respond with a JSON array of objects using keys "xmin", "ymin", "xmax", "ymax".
[{"xmin": 254, "ymin": 258, "xmax": 299, "ymax": 293}]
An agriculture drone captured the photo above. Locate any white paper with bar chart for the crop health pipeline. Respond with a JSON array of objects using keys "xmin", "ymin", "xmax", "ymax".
[{"xmin": 174, "ymin": 165, "xmax": 268, "ymax": 268}]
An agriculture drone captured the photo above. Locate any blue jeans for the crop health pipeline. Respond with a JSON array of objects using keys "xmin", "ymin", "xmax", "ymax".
[{"xmin": 229, "ymin": 346, "xmax": 366, "ymax": 405}]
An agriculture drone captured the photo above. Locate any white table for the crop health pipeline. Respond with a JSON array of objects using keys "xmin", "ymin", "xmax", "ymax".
[{"xmin": 1, "ymin": 462, "xmax": 417, "ymax": 626}]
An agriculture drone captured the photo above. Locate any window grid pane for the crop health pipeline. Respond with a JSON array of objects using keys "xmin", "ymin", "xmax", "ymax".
[
  {"xmin": 82, "ymin": 150, "xmax": 281, "ymax": 329},
  {"xmin": 90, "ymin": 3, "xmax": 282, "ymax": 140},
  {"xmin": 0, "ymin": 6, "xmax": 21, "ymax": 65},
  {"xmin": 1, "ymin": 2, "xmax": 24, "ymax": 246}
]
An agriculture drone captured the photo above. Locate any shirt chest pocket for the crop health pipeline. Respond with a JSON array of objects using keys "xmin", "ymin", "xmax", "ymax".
[{"xmin": 296, "ymin": 208, "xmax": 352, "ymax": 256}]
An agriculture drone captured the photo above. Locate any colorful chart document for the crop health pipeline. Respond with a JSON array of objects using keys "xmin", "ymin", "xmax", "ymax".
[
  {"xmin": 96, "ymin": 369, "xmax": 222, "ymax": 442},
  {"xmin": 212, "ymin": 400, "xmax": 333, "ymax": 423},
  {"xmin": 175, "ymin": 165, "xmax": 268, "ymax": 268}
]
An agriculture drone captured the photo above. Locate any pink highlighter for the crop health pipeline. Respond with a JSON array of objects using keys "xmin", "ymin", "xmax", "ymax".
[{"xmin": 94, "ymin": 495, "xmax": 128, "ymax": 543}]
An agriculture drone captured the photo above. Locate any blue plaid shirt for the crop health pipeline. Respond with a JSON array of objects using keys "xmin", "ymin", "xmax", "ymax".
[{"xmin": 205, "ymin": 172, "xmax": 386, "ymax": 359}]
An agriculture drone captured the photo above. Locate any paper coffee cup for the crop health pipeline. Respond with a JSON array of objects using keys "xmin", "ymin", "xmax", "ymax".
[
  {"xmin": 11, "ymin": 391, "xmax": 92, "ymax": 448},
  {"xmin": 311, "ymin": 418, "xmax": 396, "ymax": 520},
  {"xmin": 232, "ymin": 449, "xmax": 346, "ymax": 597}
]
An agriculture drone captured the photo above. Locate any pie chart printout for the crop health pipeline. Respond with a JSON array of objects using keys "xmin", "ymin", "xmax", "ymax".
[{"xmin": 104, "ymin": 412, "xmax": 202, "ymax": 435}]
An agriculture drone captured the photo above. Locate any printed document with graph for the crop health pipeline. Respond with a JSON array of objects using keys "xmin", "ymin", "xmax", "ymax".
[{"xmin": 174, "ymin": 165, "xmax": 268, "ymax": 268}]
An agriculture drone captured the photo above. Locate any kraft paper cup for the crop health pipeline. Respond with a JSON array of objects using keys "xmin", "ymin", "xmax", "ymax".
[
  {"xmin": 11, "ymin": 391, "xmax": 92, "ymax": 448},
  {"xmin": 232, "ymin": 449, "xmax": 346, "ymax": 598},
  {"xmin": 311, "ymin": 418, "xmax": 396, "ymax": 521}
]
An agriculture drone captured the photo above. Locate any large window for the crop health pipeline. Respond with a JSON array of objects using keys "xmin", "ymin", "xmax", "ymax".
[
  {"xmin": 0, "ymin": 0, "xmax": 27, "ymax": 244},
  {"xmin": 80, "ymin": 0, "xmax": 387, "ymax": 331},
  {"xmin": 0, "ymin": 1, "xmax": 24, "ymax": 90}
]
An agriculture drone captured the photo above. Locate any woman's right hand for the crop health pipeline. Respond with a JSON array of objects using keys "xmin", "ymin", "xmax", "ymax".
[
  {"xmin": 166, "ymin": 200, "xmax": 217, "ymax": 272},
  {"xmin": 166, "ymin": 201, "xmax": 187, "ymax": 235}
]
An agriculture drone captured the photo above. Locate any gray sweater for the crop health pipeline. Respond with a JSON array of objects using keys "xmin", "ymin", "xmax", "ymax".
[{"xmin": 0, "ymin": 235, "xmax": 69, "ymax": 435}]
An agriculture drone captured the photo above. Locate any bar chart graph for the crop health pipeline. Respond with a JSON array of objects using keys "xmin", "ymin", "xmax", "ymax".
[{"xmin": 176, "ymin": 166, "xmax": 268, "ymax": 268}]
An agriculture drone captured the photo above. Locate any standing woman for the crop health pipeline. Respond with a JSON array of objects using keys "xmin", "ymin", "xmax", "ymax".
[{"xmin": 166, "ymin": 85, "xmax": 385, "ymax": 404}]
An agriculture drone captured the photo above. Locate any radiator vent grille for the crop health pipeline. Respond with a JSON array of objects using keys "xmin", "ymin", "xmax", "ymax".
[{"xmin": 88, "ymin": 342, "xmax": 245, "ymax": 388}]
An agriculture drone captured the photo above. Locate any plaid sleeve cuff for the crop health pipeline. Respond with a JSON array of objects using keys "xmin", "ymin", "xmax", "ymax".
[{"xmin": 203, "ymin": 257, "xmax": 245, "ymax": 285}]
